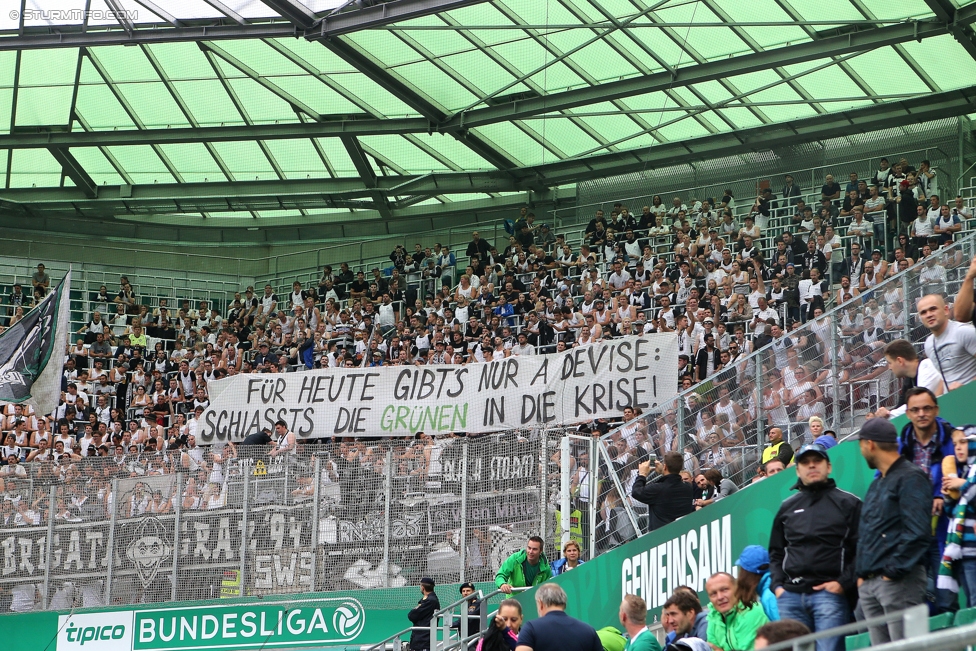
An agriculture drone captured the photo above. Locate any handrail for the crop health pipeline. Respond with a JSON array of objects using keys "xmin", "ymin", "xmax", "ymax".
[
  {"xmin": 761, "ymin": 603, "xmax": 930, "ymax": 651},
  {"xmin": 553, "ymin": 145, "xmax": 945, "ymax": 221},
  {"xmin": 851, "ymin": 622, "xmax": 976, "ymax": 651},
  {"xmin": 364, "ymin": 587, "xmax": 530, "ymax": 651}
]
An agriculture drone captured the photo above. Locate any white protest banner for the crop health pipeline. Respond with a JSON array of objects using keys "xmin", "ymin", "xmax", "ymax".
[{"xmin": 197, "ymin": 333, "xmax": 677, "ymax": 442}]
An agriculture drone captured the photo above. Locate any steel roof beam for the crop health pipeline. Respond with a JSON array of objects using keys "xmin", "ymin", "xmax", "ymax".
[
  {"xmin": 261, "ymin": 0, "xmax": 318, "ymax": 29},
  {"xmin": 314, "ymin": 0, "xmax": 492, "ymax": 38},
  {"xmin": 342, "ymin": 135, "xmax": 376, "ymax": 190},
  {"xmin": 0, "ymin": 23, "xmax": 300, "ymax": 50},
  {"xmin": 48, "ymin": 147, "xmax": 98, "ymax": 198},
  {"xmin": 6, "ymin": 84, "xmax": 974, "ymax": 214},
  {"xmin": 923, "ymin": 0, "xmax": 976, "ymax": 63},
  {"xmin": 0, "ymin": 171, "xmax": 516, "ymax": 211},
  {"xmin": 0, "ymin": 118, "xmax": 431, "ymax": 149},
  {"xmin": 962, "ymin": 3, "xmax": 976, "ymax": 25},
  {"xmin": 340, "ymin": 134, "xmax": 393, "ymax": 218}
]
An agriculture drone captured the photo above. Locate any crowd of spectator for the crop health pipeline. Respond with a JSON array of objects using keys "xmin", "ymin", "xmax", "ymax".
[{"xmin": 2, "ymin": 157, "xmax": 975, "ymax": 573}]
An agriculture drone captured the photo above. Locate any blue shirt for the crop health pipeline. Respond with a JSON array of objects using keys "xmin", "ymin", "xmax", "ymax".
[
  {"xmin": 517, "ymin": 611, "xmax": 603, "ymax": 651},
  {"xmin": 493, "ymin": 303, "xmax": 515, "ymax": 327}
]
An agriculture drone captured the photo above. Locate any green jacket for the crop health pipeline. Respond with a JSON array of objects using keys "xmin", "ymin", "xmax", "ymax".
[
  {"xmin": 624, "ymin": 629, "xmax": 662, "ymax": 651},
  {"xmin": 597, "ymin": 626, "xmax": 627, "ymax": 651},
  {"xmin": 707, "ymin": 601, "xmax": 769, "ymax": 651},
  {"xmin": 494, "ymin": 549, "xmax": 552, "ymax": 589}
]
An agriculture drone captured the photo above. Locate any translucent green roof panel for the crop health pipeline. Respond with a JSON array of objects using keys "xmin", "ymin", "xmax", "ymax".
[
  {"xmin": 9, "ymin": 149, "xmax": 65, "ymax": 187},
  {"xmin": 901, "ymin": 36, "xmax": 976, "ymax": 92},
  {"xmin": 1, "ymin": 0, "xmax": 974, "ymax": 229},
  {"xmin": 263, "ymin": 139, "xmax": 333, "ymax": 179},
  {"xmin": 70, "ymin": 147, "xmax": 127, "ymax": 186},
  {"xmin": 15, "ymin": 48, "xmax": 78, "ymax": 127},
  {"xmin": 107, "ymin": 145, "xmax": 178, "ymax": 184},
  {"xmin": 158, "ymin": 143, "xmax": 232, "ymax": 183}
]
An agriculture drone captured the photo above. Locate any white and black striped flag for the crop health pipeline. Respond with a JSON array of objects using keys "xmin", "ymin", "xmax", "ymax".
[{"xmin": 0, "ymin": 270, "xmax": 71, "ymax": 415}]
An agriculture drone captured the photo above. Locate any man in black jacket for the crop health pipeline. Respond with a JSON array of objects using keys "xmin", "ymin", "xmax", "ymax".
[
  {"xmin": 631, "ymin": 452, "xmax": 695, "ymax": 532},
  {"xmin": 408, "ymin": 577, "xmax": 440, "ymax": 651},
  {"xmin": 769, "ymin": 443, "xmax": 861, "ymax": 651},
  {"xmin": 465, "ymin": 231, "xmax": 491, "ymax": 261},
  {"xmin": 694, "ymin": 332, "xmax": 721, "ymax": 382},
  {"xmin": 855, "ymin": 418, "xmax": 932, "ymax": 645}
]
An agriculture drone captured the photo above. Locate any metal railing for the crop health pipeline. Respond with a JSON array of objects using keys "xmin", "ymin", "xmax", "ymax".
[
  {"xmin": 562, "ymin": 146, "xmax": 957, "ymax": 225},
  {"xmin": 762, "ymin": 604, "xmax": 936, "ymax": 651},
  {"xmin": 365, "ymin": 586, "xmax": 531, "ymax": 651}
]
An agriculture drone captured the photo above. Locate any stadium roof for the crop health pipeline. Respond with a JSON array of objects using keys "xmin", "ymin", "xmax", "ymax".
[{"xmin": 1, "ymin": 0, "xmax": 976, "ymax": 237}]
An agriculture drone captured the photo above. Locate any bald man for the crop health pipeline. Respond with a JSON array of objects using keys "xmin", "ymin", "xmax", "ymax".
[{"xmin": 919, "ymin": 294, "xmax": 976, "ymax": 390}]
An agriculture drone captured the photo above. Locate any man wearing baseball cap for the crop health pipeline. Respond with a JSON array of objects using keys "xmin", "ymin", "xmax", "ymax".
[
  {"xmin": 408, "ymin": 577, "xmax": 440, "ymax": 651},
  {"xmin": 854, "ymin": 418, "xmax": 932, "ymax": 645},
  {"xmin": 769, "ymin": 443, "xmax": 861, "ymax": 651}
]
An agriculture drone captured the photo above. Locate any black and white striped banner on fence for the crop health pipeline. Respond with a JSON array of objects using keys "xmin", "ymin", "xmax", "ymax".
[{"xmin": 198, "ymin": 334, "xmax": 678, "ymax": 442}]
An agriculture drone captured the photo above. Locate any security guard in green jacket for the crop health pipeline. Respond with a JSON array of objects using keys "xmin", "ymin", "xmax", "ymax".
[{"xmin": 495, "ymin": 536, "xmax": 552, "ymax": 593}]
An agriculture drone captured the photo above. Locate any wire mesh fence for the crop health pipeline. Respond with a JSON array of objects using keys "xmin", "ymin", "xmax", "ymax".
[
  {"xmin": 0, "ymin": 430, "xmax": 579, "ymax": 613},
  {"xmin": 594, "ymin": 231, "xmax": 976, "ymax": 535}
]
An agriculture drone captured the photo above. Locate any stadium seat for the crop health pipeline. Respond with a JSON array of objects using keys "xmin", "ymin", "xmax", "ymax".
[
  {"xmin": 954, "ymin": 607, "xmax": 976, "ymax": 626},
  {"xmin": 845, "ymin": 632, "xmax": 870, "ymax": 650},
  {"xmin": 930, "ymin": 612, "xmax": 955, "ymax": 630}
]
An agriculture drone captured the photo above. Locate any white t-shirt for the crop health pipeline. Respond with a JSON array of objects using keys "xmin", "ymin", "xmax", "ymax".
[
  {"xmin": 608, "ymin": 270, "xmax": 632, "ymax": 290},
  {"xmin": 887, "ymin": 359, "xmax": 944, "ymax": 418},
  {"xmin": 924, "ymin": 320, "xmax": 976, "ymax": 387}
]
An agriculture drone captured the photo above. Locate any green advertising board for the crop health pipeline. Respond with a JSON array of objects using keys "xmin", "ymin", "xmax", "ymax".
[
  {"xmin": 514, "ymin": 383, "xmax": 976, "ymax": 630},
  {"xmin": 3, "ymin": 581, "xmax": 495, "ymax": 651}
]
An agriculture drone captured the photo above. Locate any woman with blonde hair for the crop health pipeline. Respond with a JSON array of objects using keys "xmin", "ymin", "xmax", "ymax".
[
  {"xmin": 551, "ymin": 540, "xmax": 585, "ymax": 576},
  {"xmin": 807, "ymin": 415, "xmax": 825, "ymax": 447}
]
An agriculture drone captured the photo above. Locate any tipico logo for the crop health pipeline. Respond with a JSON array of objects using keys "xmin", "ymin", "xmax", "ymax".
[
  {"xmin": 332, "ymin": 599, "xmax": 365, "ymax": 639},
  {"xmin": 58, "ymin": 612, "xmax": 134, "ymax": 651}
]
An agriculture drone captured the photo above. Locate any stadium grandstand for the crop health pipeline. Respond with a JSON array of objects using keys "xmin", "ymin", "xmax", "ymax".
[{"xmin": 3, "ymin": 1, "xmax": 976, "ymax": 651}]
